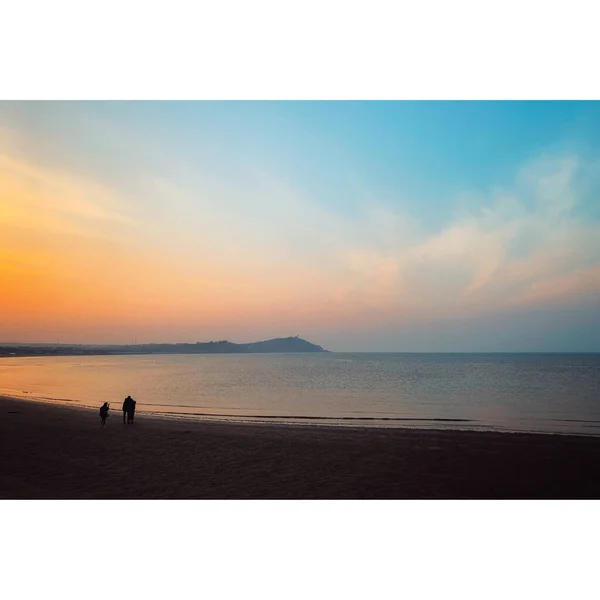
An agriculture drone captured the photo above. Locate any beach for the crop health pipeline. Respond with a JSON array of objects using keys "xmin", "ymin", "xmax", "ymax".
[{"xmin": 2, "ymin": 394, "xmax": 600, "ymax": 499}]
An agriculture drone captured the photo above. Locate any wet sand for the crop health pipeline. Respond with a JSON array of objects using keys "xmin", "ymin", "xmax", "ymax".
[{"xmin": 2, "ymin": 394, "xmax": 600, "ymax": 499}]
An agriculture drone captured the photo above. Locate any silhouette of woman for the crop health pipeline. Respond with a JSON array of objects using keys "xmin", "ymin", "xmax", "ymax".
[
  {"xmin": 99, "ymin": 402, "xmax": 109, "ymax": 427},
  {"xmin": 127, "ymin": 398, "xmax": 136, "ymax": 424}
]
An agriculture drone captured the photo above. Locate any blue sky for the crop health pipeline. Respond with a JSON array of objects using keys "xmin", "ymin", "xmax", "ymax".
[{"xmin": 1, "ymin": 101, "xmax": 600, "ymax": 350}]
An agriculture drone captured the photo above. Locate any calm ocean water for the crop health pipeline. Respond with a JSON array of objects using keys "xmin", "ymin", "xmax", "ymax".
[{"xmin": 1, "ymin": 353, "xmax": 600, "ymax": 435}]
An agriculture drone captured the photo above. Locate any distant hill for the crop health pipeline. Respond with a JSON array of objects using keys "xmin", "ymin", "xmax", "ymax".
[
  {"xmin": 0, "ymin": 337, "xmax": 328, "ymax": 357},
  {"xmin": 243, "ymin": 336, "xmax": 326, "ymax": 353}
]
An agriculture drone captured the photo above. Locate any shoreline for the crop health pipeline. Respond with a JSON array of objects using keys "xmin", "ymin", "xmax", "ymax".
[
  {"xmin": 3, "ymin": 394, "xmax": 600, "ymax": 498},
  {"xmin": 3, "ymin": 392, "xmax": 599, "ymax": 439}
]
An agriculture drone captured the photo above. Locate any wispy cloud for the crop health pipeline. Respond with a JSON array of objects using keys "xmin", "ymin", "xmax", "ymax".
[
  {"xmin": 2, "ymin": 106, "xmax": 599, "ymax": 347},
  {"xmin": 0, "ymin": 152, "xmax": 136, "ymax": 230},
  {"xmin": 254, "ymin": 152, "xmax": 600, "ymax": 321}
]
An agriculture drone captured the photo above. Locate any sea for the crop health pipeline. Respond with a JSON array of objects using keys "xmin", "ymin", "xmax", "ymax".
[{"xmin": 1, "ymin": 352, "xmax": 600, "ymax": 435}]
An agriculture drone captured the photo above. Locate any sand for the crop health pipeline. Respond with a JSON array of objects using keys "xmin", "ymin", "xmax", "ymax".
[{"xmin": 2, "ymin": 394, "xmax": 600, "ymax": 499}]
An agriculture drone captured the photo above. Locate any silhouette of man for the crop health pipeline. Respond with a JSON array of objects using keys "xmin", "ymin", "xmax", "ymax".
[{"xmin": 122, "ymin": 395, "xmax": 136, "ymax": 424}]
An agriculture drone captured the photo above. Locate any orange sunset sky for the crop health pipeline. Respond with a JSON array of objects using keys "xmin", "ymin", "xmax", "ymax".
[{"xmin": 2, "ymin": 101, "xmax": 600, "ymax": 351}]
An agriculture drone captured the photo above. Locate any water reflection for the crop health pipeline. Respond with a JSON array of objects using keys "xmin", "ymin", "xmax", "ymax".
[{"xmin": 1, "ymin": 352, "xmax": 600, "ymax": 435}]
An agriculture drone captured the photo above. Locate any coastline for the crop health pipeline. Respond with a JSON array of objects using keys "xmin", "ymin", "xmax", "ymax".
[
  {"xmin": 3, "ymin": 394, "xmax": 600, "ymax": 499},
  {"xmin": 3, "ymin": 389, "xmax": 599, "ymax": 437},
  {"xmin": 4, "ymin": 352, "xmax": 600, "ymax": 437}
]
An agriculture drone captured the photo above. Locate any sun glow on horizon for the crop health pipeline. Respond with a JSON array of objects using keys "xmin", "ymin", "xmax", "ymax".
[{"xmin": 2, "ymin": 102, "xmax": 600, "ymax": 351}]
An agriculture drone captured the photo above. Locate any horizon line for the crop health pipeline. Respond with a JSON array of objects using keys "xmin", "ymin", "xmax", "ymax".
[{"xmin": 1, "ymin": 341, "xmax": 599, "ymax": 355}]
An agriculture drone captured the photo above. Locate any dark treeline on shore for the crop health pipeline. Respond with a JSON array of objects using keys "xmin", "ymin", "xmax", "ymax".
[{"xmin": 0, "ymin": 336, "xmax": 328, "ymax": 357}]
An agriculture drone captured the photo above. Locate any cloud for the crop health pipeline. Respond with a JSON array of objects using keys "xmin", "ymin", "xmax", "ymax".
[
  {"xmin": 304, "ymin": 152, "xmax": 600, "ymax": 322},
  {"xmin": 2, "ymin": 107, "xmax": 599, "ymax": 348},
  {"xmin": 0, "ymin": 152, "xmax": 136, "ymax": 230},
  {"xmin": 160, "ymin": 150, "xmax": 599, "ymax": 330}
]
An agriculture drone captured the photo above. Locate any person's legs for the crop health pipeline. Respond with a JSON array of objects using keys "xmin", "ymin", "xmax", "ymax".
[{"xmin": 123, "ymin": 411, "xmax": 126, "ymax": 424}]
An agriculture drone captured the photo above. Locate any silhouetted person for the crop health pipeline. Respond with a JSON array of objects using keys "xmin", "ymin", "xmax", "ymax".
[
  {"xmin": 128, "ymin": 398, "xmax": 136, "ymax": 423},
  {"xmin": 99, "ymin": 402, "xmax": 109, "ymax": 428},
  {"xmin": 122, "ymin": 395, "xmax": 136, "ymax": 424}
]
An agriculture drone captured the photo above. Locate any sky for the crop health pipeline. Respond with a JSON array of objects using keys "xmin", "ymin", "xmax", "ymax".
[{"xmin": 1, "ymin": 101, "xmax": 600, "ymax": 351}]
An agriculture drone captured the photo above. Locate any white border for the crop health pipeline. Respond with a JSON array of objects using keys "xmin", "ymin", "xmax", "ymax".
[{"xmin": 2, "ymin": 0, "xmax": 599, "ymax": 99}]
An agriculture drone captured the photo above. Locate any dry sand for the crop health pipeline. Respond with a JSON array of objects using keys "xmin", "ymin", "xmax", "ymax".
[{"xmin": 2, "ymin": 395, "xmax": 600, "ymax": 499}]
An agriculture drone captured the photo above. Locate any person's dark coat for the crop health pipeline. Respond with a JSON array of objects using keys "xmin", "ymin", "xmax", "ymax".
[{"xmin": 122, "ymin": 396, "xmax": 136, "ymax": 423}]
